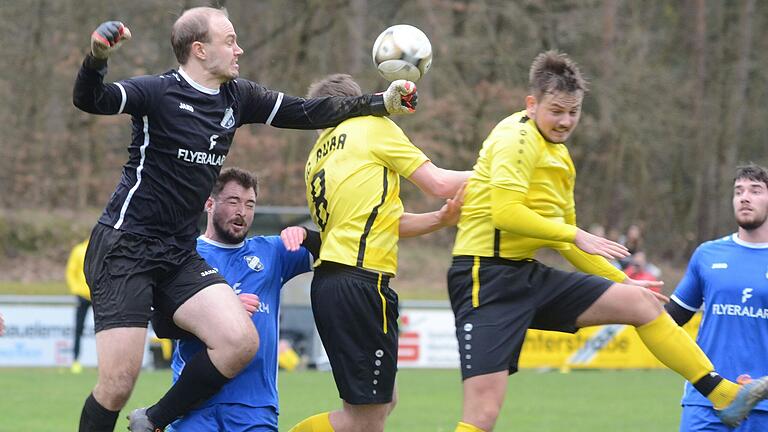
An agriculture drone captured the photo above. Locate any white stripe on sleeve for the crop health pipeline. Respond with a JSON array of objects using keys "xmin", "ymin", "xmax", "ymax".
[
  {"xmin": 115, "ymin": 82, "xmax": 127, "ymax": 114},
  {"xmin": 670, "ymin": 295, "xmax": 699, "ymax": 312},
  {"xmin": 265, "ymin": 92, "xmax": 284, "ymax": 126}
]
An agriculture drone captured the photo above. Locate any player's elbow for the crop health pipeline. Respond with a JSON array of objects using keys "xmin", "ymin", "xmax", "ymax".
[
  {"xmin": 72, "ymin": 91, "xmax": 95, "ymax": 113},
  {"xmin": 422, "ymin": 175, "xmax": 454, "ymax": 199},
  {"xmin": 490, "ymin": 205, "xmax": 511, "ymax": 232}
]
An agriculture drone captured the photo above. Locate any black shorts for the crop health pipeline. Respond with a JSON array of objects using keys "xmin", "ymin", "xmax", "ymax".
[
  {"xmin": 311, "ymin": 262, "xmax": 399, "ymax": 405},
  {"xmin": 447, "ymin": 256, "xmax": 613, "ymax": 380},
  {"xmin": 84, "ymin": 223, "xmax": 227, "ymax": 333}
]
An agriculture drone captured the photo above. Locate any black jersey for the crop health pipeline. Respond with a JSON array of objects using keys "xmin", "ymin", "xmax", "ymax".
[{"xmin": 73, "ymin": 55, "xmax": 386, "ymax": 249}]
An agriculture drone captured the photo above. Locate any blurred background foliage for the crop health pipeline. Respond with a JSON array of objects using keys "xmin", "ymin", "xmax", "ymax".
[{"xmin": 1, "ymin": 0, "xmax": 766, "ymax": 286}]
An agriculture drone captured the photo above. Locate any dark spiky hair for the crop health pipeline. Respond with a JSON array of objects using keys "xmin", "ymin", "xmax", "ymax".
[
  {"xmin": 734, "ymin": 163, "xmax": 768, "ymax": 187},
  {"xmin": 211, "ymin": 167, "xmax": 258, "ymax": 198},
  {"xmin": 529, "ymin": 50, "xmax": 588, "ymax": 98}
]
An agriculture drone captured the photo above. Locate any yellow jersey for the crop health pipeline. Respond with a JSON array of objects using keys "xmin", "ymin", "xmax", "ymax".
[
  {"xmin": 66, "ymin": 239, "xmax": 91, "ymax": 300},
  {"xmin": 305, "ymin": 116, "xmax": 428, "ymax": 275},
  {"xmin": 454, "ymin": 111, "xmax": 577, "ymax": 259}
]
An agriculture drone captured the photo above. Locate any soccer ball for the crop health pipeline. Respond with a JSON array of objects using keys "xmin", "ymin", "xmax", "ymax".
[{"xmin": 372, "ymin": 24, "xmax": 432, "ymax": 82}]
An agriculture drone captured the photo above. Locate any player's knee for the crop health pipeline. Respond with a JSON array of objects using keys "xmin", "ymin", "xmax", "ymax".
[
  {"xmin": 473, "ymin": 404, "xmax": 501, "ymax": 431},
  {"xmin": 620, "ymin": 285, "xmax": 664, "ymax": 325},
  {"xmin": 635, "ymin": 286, "xmax": 663, "ymax": 314},
  {"xmin": 361, "ymin": 411, "xmax": 388, "ymax": 432},
  {"xmin": 386, "ymin": 393, "xmax": 398, "ymax": 415},
  {"xmin": 94, "ymin": 370, "xmax": 138, "ymax": 408},
  {"xmin": 222, "ymin": 323, "xmax": 259, "ymax": 368}
]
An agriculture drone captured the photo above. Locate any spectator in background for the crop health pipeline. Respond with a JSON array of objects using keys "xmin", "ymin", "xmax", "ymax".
[
  {"xmin": 66, "ymin": 239, "xmax": 91, "ymax": 374},
  {"xmin": 623, "ymin": 251, "xmax": 661, "ymax": 292},
  {"xmin": 589, "ymin": 224, "xmax": 621, "ymax": 268},
  {"xmin": 619, "ymin": 224, "xmax": 644, "ymax": 268},
  {"xmin": 623, "ymin": 224, "xmax": 644, "ymax": 254},
  {"xmin": 0, "ymin": 313, "xmax": 4, "ymax": 336},
  {"xmin": 587, "ymin": 223, "xmax": 606, "ymax": 237},
  {"xmin": 607, "ymin": 227, "xmax": 622, "ymax": 243}
]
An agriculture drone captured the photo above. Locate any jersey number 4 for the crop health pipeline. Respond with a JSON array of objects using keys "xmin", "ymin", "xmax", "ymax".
[{"xmin": 310, "ymin": 169, "xmax": 329, "ymax": 231}]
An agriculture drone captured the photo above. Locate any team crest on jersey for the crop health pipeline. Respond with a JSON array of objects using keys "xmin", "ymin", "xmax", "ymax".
[
  {"xmin": 221, "ymin": 107, "xmax": 235, "ymax": 129},
  {"xmin": 244, "ymin": 255, "xmax": 264, "ymax": 272}
]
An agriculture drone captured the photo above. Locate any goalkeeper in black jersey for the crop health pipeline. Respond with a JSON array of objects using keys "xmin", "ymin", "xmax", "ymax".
[{"xmin": 73, "ymin": 7, "xmax": 419, "ymax": 432}]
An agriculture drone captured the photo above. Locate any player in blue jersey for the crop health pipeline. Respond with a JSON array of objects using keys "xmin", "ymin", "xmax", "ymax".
[
  {"xmin": 152, "ymin": 165, "xmax": 461, "ymax": 432},
  {"xmin": 154, "ymin": 167, "xmax": 315, "ymax": 432},
  {"xmin": 72, "ymin": 7, "xmax": 420, "ymax": 432},
  {"xmin": 667, "ymin": 164, "xmax": 768, "ymax": 431}
]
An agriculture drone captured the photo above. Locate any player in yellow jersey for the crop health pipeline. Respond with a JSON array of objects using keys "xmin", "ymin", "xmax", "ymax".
[
  {"xmin": 289, "ymin": 74, "xmax": 470, "ymax": 432},
  {"xmin": 66, "ymin": 239, "xmax": 91, "ymax": 374},
  {"xmin": 448, "ymin": 51, "xmax": 768, "ymax": 432}
]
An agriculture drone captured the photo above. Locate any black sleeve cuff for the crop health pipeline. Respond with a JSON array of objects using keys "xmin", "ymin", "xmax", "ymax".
[
  {"xmin": 664, "ymin": 301, "xmax": 695, "ymax": 326},
  {"xmin": 301, "ymin": 227, "xmax": 322, "ymax": 258},
  {"xmin": 367, "ymin": 93, "xmax": 388, "ymax": 116},
  {"xmin": 83, "ymin": 54, "xmax": 108, "ymax": 71}
]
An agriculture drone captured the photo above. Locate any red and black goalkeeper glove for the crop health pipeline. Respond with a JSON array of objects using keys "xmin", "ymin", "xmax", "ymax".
[
  {"xmin": 91, "ymin": 21, "xmax": 132, "ymax": 59},
  {"xmin": 382, "ymin": 80, "xmax": 418, "ymax": 114}
]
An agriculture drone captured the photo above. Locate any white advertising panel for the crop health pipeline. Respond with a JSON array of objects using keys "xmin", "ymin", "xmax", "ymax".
[
  {"xmin": 397, "ymin": 308, "xmax": 459, "ymax": 368},
  {"xmin": 0, "ymin": 303, "xmax": 150, "ymax": 367}
]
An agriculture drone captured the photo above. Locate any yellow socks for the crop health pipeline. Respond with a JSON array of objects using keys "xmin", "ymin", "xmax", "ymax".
[
  {"xmin": 455, "ymin": 421, "xmax": 486, "ymax": 432},
  {"xmin": 288, "ymin": 412, "xmax": 334, "ymax": 432},
  {"xmin": 636, "ymin": 313, "xmax": 738, "ymax": 409},
  {"xmin": 707, "ymin": 379, "xmax": 741, "ymax": 410}
]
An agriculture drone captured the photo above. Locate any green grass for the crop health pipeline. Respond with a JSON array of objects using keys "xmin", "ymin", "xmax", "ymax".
[
  {"xmin": 0, "ymin": 280, "xmax": 66, "ymax": 295},
  {"xmin": 0, "ymin": 368, "xmax": 683, "ymax": 431}
]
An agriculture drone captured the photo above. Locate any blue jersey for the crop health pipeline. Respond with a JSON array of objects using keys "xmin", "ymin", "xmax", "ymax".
[
  {"xmin": 671, "ymin": 234, "xmax": 768, "ymax": 410},
  {"xmin": 171, "ymin": 235, "xmax": 312, "ymax": 411}
]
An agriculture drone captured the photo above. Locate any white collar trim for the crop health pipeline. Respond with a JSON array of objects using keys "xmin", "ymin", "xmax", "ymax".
[
  {"xmin": 198, "ymin": 235, "xmax": 244, "ymax": 249},
  {"xmin": 178, "ymin": 67, "xmax": 220, "ymax": 95},
  {"xmin": 732, "ymin": 233, "xmax": 768, "ymax": 249}
]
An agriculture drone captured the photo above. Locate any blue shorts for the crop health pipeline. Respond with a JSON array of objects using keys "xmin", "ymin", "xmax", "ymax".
[
  {"xmin": 167, "ymin": 404, "xmax": 278, "ymax": 432},
  {"xmin": 681, "ymin": 405, "xmax": 768, "ymax": 432}
]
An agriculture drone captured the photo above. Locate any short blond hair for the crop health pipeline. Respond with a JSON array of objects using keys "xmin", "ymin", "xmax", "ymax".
[{"xmin": 171, "ymin": 7, "xmax": 228, "ymax": 65}]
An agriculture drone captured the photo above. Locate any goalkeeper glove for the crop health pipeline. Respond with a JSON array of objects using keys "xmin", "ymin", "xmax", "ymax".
[
  {"xmin": 91, "ymin": 21, "xmax": 131, "ymax": 59},
  {"xmin": 382, "ymin": 80, "xmax": 418, "ymax": 115}
]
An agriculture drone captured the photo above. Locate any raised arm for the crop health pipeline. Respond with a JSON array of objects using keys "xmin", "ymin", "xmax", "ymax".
[
  {"xmin": 72, "ymin": 21, "xmax": 132, "ymax": 114},
  {"xmin": 241, "ymin": 80, "xmax": 419, "ymax": 130}
]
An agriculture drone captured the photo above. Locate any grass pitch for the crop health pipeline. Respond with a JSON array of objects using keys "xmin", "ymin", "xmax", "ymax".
[{"xmin": 0, "ymin": 367, "xmax": 682, "ymax": 431}]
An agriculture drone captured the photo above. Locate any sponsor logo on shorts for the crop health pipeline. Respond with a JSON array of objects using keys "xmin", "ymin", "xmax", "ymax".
[{"xmin": 200, "ymin": 268, "xmax": 219, "ymax": 277}]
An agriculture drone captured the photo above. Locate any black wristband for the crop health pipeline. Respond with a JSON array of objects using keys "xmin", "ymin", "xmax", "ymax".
[
  {"xmin": 300, "ymin": 227, "xmax": 322, "ymax": 258},
  {"xmin": 83, "ymin": 53, "xmax": 108, "ymax": 71},
  {"xmin": 368, "ymin": 93, "xmax": 388, "ymax": 116}
]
